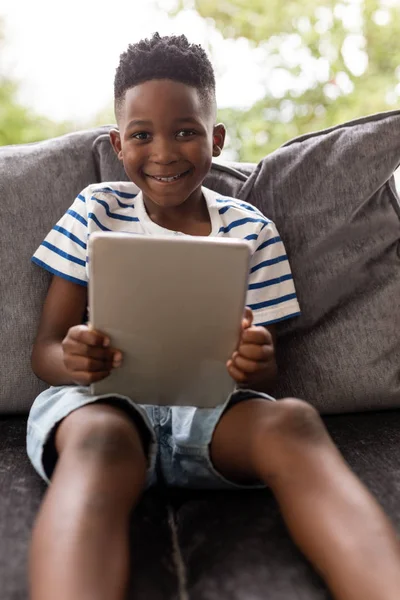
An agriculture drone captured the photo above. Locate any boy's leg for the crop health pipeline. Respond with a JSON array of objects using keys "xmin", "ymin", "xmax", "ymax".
[
  {"xmin": 30, "ymin": 403, "xmax": 148, "ymax": 600},
  {"xmin": 210, "ymin": 398, "xmax": 400, "ymax": 600}
]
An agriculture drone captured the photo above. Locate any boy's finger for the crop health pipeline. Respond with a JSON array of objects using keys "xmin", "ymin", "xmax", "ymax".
[
  {"xmin": 226, "ymin": 360, "xmax": 247, "ymax": 383},
  {"xmin": 64, "ymin": 341, "xmax": 115, "ymax": 360},
  {"xmin": 112, "ymin": 350, "xmax": 123, "ymax": 367},
  {"xmin": 243, "ymin": 306, "xmax": 253, "ymax": 323},
  {"xmin": 237, "ymin": 343, "xmax": 274, "ymax": 361},
  {"xmin": 241, "ymin": 319, "xmax": 250, "ymax": 331},
  {"xmin": 65, "ymin": 355, "xmax": 114, "ymax": 373},
  {"xmin": 241, "ymin": 307, "xmax": 254, "ymax": 330},
  {"xmin": 241, "ymin": 326, "xmax": 272, "ymax": 345},
  {"xmin": 69, "ymin": 325, "xmax": 110, "ymax": 347},
  {"xmin": 232, "ymin": 354, "xmax": 268, "ymax": 374}
]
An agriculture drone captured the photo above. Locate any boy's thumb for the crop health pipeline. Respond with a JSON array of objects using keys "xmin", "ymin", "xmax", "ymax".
[{"xmin": 242, "ymin": 306, "xmax": 253, "ymax": 328}]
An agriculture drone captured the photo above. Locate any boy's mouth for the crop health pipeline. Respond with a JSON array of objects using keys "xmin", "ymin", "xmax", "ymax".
[{"xmin": 144, "ymin": 169, "xmax": 191, "ymax": 183}]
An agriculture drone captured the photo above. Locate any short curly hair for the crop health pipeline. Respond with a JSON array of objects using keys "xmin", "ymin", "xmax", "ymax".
[{"xmin": 114, "ymin": 33, "xmax": 216, "ymax": 118}]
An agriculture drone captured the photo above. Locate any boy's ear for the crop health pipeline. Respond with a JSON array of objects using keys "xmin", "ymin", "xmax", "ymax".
[
  {"xmin": 109, "ymin": 129, "xmax": 123, "ymax": 161},
  {"xmin": 212, "ymin": 123, "xmax": 226, "ymax": 157}
]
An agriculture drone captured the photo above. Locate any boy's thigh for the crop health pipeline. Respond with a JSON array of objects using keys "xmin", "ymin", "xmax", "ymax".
[
  {"xmin": 210, "ymin": 398, "xmax": 279, "ymax": 484},
  {"xmin": 165, "ymin": 391, "xmax": 274, "ymax": 489},
  {"xmin": 210, "ymin": 396, "xmax": 325, "ymax": 484}
]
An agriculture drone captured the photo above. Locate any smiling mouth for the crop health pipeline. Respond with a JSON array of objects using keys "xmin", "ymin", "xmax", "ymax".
[{"xmin": 144, "ymin": 169, "xmax": 191, "ymax": 183}]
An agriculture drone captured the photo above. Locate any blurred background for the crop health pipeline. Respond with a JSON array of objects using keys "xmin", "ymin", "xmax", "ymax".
[{"xmin": 1, "ymin": 0, "xmax": 400, "ymax": 164}]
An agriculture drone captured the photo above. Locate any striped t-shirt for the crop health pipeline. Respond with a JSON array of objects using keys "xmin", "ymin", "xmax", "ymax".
[{"xmin": 32, "ymin": 183, "xmax": 300, "ymax": 327}]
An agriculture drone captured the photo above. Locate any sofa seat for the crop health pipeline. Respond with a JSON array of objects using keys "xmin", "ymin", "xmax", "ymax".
[{"xmin": 1, "ymin": 410, "xmax": 399, "ymax": 599}]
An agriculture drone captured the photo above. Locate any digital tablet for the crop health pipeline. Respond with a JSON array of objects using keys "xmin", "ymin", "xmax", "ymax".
[{"xmin": 88, "ymin": 233, "xmax": 251, "ymax": 407}]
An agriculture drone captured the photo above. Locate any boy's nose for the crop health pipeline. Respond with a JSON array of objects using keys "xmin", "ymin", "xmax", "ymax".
[{"xmin": 150, "ymin": 139, "xmax": 179, "ymax": 164}]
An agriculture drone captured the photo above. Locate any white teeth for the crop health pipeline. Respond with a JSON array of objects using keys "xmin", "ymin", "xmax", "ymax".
[
  {"xmin": 150, "ymin": 172, "xmax": 186, "ymax": 182},
  {"xmin": 156, "ymin": 175, "xmax": 179, "ymax": 182}
]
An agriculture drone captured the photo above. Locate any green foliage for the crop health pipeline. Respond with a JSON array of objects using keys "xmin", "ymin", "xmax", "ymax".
[
  {"xmin": 2, "ymin": 3, "xmax": 400, "ymax": 155},
  {"xmin": 0, "ymin": 78, "xmax": 71, "ymax": 146},
  {"xmin": 0, "ymin": 19, "xmax": 71, "ymax": 147},
  {"xmin": 173, "ymin": 0, "xmax": 400, "ymax": 160},
  {"xmin": 92, "ymin": 104, "xmax": 117, "ymax": 128}
]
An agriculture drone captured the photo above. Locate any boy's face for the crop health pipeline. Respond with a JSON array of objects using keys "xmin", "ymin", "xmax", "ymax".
[{"xmin": 110, "ymin": 79, "xmax": 225, "ymax": 209}]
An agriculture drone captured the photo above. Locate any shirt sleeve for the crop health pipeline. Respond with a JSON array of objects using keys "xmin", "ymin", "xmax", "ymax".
[
  {"xmin": 246, "ymin": 221, "xmax": 301, "ymax": 326},
  {"xmin": 31, "ymin": 188, "xmax": 89, "ymax": 286}
]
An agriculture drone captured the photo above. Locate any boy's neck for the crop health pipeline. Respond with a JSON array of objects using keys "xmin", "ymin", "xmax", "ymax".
[{"xmin": 142, "ymin": 188, "xmax": 211, "ymax": 236}]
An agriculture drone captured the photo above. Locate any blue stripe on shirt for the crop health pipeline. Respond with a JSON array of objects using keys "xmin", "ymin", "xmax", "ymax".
[
  {"xmin": 41, "ymin": 241, "xmax": 86, "ymax": 267},
  {"xmin": 92, "ymin": 197, "xmax": 140, "ymax": 222},
  {"xmin": 218, "ymin": 204, "xmax": 261, "ymax": 215},
  {"xmin": 250, "ymin": 254, "xmax": 288, "ymax": 273},
  {"xmin": 218, "ymin": 205, "xmax": 232, "ymax": 215},
  {"xmin": 115, "ymin": 198, "xmax": 135, "ymax": 208},
  {"xmin": 31, "ymin": 257, "xmax": 87, "ymax": 286},
  {"xmin": 53, "ymin": 225, "xmax": 87, "ymax": 249},
  {"xmin": 88, "ymin": 212, "xmax": 111, "ymax": 231},
  {"xmin": 248, "ymin": 293, "xmax": 298, "ymax": 311},
  {"xmin": 95, "ymin": 187, "xmax": 137, "ymax": 199},
  {"xmin": 67, "ymin": 209, "xmax": 88, "ymax": 227},
  {"xmin": 77, "ymin": 194, "xmax": 86, "ymax": 202},
  {"xmin": 95, "ymin": 189, "xmax": 136, "ymax": 209},
  {"xmin": 216, "ymin": 198, "xmax": 262, "ymax": 215},
  {"xmin": 219, "ymin": 217, "xmax": 270, "ymax": 234},
  {"xmin": 256, "ymin": 236, "xmax": 281, "ymax": 251},
  {"xmin": 244, "ymin": 234, "xmax": 258, "ymax": 241},
  {"xmin": 248, "ymin": 273, "xmax": 293, "ymax": 290}
]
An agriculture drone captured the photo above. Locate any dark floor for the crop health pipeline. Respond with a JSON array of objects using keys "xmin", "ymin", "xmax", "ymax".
[{"xmin": 1, "ymin": 410, "xmax": 400, "ymax": 599}]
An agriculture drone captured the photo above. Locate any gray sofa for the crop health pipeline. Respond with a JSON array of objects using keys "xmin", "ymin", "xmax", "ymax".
[{"xmin": 1, "ymin": 111, "xmax": 400, "ymax": 599}]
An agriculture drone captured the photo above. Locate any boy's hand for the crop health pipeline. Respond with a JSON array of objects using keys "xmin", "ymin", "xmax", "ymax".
[
  {"xmin": 227, "ymin": 307, "xmax": 276, "ymax": 388},
  {"xmin": 61, "ymin": 324, "xmax": 122, "ymax": 386}
]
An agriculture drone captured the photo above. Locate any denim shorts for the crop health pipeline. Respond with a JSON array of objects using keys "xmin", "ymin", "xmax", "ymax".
[{"xmin": 27, "ymin": 386, "xmax": 275, "ymax": 489}]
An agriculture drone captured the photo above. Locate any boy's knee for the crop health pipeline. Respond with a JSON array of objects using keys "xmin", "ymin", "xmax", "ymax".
[
  {"xmin": 275, "ymin": 398, "xmax": 324, "ymax": 439},
  {"xmin": 254, "ymin": 397, "xmax": 326, "ymax": 451},
  {"xmin": 55, "ymin": 404, "xmax": 147, "ymax": 467}
]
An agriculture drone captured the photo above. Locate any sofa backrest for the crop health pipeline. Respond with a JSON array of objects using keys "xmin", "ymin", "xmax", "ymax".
[
  {"xmin": 240, "ymin": 111, "xmax": 400, "ymax": 412},
  {"xmin": 1, "ymin": 112, "xmax": 399, "ymax": 414},
  {"xmin": 1, "ymin": 127, "xmax": 109, "ymax": 412}
]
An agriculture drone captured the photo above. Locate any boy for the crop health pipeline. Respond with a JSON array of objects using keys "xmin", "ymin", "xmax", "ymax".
[{"xmin": 28, "ymin": 34, "xmax": 400, "ymax": 600}]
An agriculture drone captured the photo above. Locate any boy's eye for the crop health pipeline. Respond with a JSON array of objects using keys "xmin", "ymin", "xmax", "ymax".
[
  {"xmin": 176, "ymin": 129, "xmax": 196, "ymax": 138},
  {"xmin": 132, "ymin": 132, "xmax": 151, "ymax": 140}
]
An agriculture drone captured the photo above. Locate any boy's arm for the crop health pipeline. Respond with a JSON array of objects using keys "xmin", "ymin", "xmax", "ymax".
[
  {"xmin": 32, "ymin": 275, "xmax": 118, "ymax": 387},
  {"xmin": 31, "ymin": 276, "xmax": 88, "ymax": 385}
]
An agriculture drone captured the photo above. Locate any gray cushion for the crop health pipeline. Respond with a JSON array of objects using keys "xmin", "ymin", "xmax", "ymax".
[
  {"xmin": 0, "ymin": 127, "xmax": 112, "ymax": 412},
  {"xmin": 239, "ymin": 110, "xmax": 400, "ymax": 412}
]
